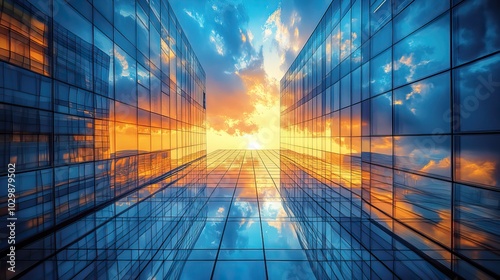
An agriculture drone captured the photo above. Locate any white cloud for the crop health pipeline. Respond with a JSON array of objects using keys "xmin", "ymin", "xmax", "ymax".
[
  {"xmin": 184, "ymin": 8, "xmax": 205, "ymax": 28},
  {"xmin": 262, "ymin": 7, "xmax": 302, "ymax": 80},
  {"xmin": 209, "ymin": 30, "xmax": 225, "ymax": 55}
]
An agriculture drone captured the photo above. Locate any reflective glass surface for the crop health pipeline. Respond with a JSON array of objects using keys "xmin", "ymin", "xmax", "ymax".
[
  {"xmin": 0, "ymin": 0, "xmax": 499, "ymax": 279},
  {"xmin": 0, "ymin": 0, "xmax": 206, "ymax": 278},
  {"xmin": 280, "ymin": 0, "xmax": 500, "ymax": 279}
]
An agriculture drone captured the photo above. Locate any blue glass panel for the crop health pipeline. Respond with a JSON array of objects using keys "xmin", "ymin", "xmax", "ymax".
[
  {"xmin": 453, "ymin": 0, "xmax": 500, "ymax": 65},
  {"xmin": 267, "ymin": 261, "xmax": 317, "ymax": 280},
  {"xmin": 455, "ymin": 184, "xmax": 500, "ymax": 275},
  {"xmin": 212, "ymin": 261, "xmax": 266, "ymax": 280},
  {"xmin": 393, "ymin": 0, "xmax": 449, "ymax": 43},
  {"xmin": 395, "ymin": 135, "xmax": 451, "ymax": 179},
  {"xmin": 454, "ymin": 53, "xmax": 500, "ymax": 132},
  {"xmin": 370, "ymin": 48, "xmax": 392, "ymax": 96},
  {"xmin": 371, "ymin": 21, "xmax": 392, "ymax": 57},
  {"xmin": 394, "ymin": 72, "xmax": 451, "ymax": 135},
  {"xmin": 114, "ymin": 45, "xmax": 137, "ymax": 106},
  {"xmin": 371, "ymin": 92, "xmax": 392, "ymax": 136},
  {"xmin": 114, "ymin": 0, "xmax": 136, "ymax": 43},
  {"xmin": 455, "ymin": 134, "xmax": 500, "ymax": 188},
  {"xmin": 393, "ymin": 14, "xmax": 450, "ymax": 87}
]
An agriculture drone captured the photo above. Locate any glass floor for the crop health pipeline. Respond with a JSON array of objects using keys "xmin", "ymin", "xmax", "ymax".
[
  {"xmin": 5, "ymin": 150, "xmax": 461, "ymax": 279},
  {"xmin": 181, "ymin": 150, "xmax": 316, "ymax": 280}
]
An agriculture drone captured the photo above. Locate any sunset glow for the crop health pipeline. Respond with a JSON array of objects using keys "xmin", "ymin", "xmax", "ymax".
[{"xmin": 169, "ymin": 0, "xmax": 332, "ymax": 152}]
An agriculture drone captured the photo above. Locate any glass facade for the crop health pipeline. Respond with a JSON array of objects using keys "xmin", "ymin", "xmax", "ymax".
[
  {"xmin": 167, "ymin": 150, "xmax": 318, "ymax": 280},
  {"xmin": 0, "ymin": 0, "xmax": 206, "ymax": 278},
  {"xmin": 0, "ymin": 0, "xmax": 499, "ymax": 279},
  {"xmin": 280, "ymin": 0, "xmax": 500, "ymax": 279}
]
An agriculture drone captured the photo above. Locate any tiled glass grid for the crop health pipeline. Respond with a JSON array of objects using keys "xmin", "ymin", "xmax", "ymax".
[
  {"xmin": 280, "ymin": 151, "xmax": 451, "ymax": 279},
  {"xmin": 0, "ymin": 0, "xmax": 207, "ymax": 278},
  {"xmin": 0, "ymin": 150, "xmax": 328, "ymax": 280},
  {"xmin": 280, "ymin": 0, "xmax": 500, "ymax": 279},
  {"xmin": 0, "ymin": 155, "xmax": 207, "ymax": 279},
  {"xmin": 176, "ymin": 150, "xmax": 317, "ymax": 280}
]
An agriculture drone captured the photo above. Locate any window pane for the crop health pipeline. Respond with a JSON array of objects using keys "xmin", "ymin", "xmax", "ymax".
[
  {"xmin": 455, "ymin": 184, "xmax": 500, "ymax": 274},
  {"xmin": 394, "ymin": 135, "xmax": 451, "ymax": 179},
  {"xmin": 394, "ymin": 72, "xmax": 451, "ymax": 135},
  {"xmin": 54, "ymin": 0, "xmax": 92, "ymax": 44},
  {"xmin": 454, "ymin": 53, "xmax": 500, "ymax": 132},
  {"xmin": 371, "ymin": 21, "xmax": 392, "ymax": 57},
  {"xmin": 371, "ymin": 92, "xmax": 392, "ymax": 136},
  {"xmin": 114, "ymin": 45, "xmax": 137, "ymax": 106},
  {"xmin": 393, "ymin": 14, "xmax": 450, "ymax": 87},
  {"xmin": 453, "ymin": 0, "xmax": 500, "ymax": 65},
  {"xmin": 455, "ymin": 134, "xmax": 500, "ymax": 188},
  {"xmin": 371, "ymin": 136, "xmax": 392, "ymax": 167},
  {"xmin": 114, "ymin": 0, "xmax": 136, "ymax": 43},
  {"xmin": 340, "ymin": 74, "xmax": 351, "ymax": 108},
  {"xmin": 371, "ymin": 0, "xmax": 391, "ymax": 34},
  {"xmin": 94, "ymin": 28, "xmax": 114, "ymax": 98},
  {"xmin": 394, "ymin": 171, "xmax": 451, "ymax": 247},
  {"xmin": 393, "ymin": 0, "xmax": 449, "ymax": 43},
  {"xmin": 370, "ymin": 48, "xmax": 392, "ymax": 96},
  {"xmin": 340, "ymin": 9, "xmax": 351, "ymax": 61}
]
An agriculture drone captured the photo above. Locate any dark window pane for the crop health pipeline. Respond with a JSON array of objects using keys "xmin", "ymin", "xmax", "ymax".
[
  {"xmin": 114, "ymin": 0, "xmax": 136, "ymax": 43},
  {"xmin": 455, "ymin": 134, "xmax": 500, "ymax": 188},
  {"xmin": 370, "ymin": 48, "xmax": 392, "ymax": 96},
  {"xmin": 455, "ymin": 184, "xmax": 500, "ymax": 274},
  {"xmin": 393, "ymin": 0, "xmax": 449, "ymax": 43},
  {"xmin": 394, "ymin": 72, "xmax": 451, "ymax": 135},
  {"xmin": 395, "ymin": 135, "xmax": 451, "ymax": 179},
  {"xmin": 371, "ymin": 92, "xmax": 392, "ymax": 136},
  {"xmin": 453, "ymin": 0, "xmax": 500, "ymax": 66},
  {"xmin": 394, "ymin": 13, "xmax": 450, "ymax": 87},
  {"xmin": 454, "ymin": 53, "xmax": 500, "ymax": 132}
]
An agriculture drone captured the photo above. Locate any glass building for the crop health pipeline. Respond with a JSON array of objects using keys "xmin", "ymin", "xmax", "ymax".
[
  {"xmin": 280, "ymin": 0, "xmax": 500, "ymax": 279},
  {"xmin": 1, "ymin": 0, "xmax": 499, "ymax": 279},
  {"xmin": 0, "ymin": 0, "xmax": 206, "ymax": 278}
]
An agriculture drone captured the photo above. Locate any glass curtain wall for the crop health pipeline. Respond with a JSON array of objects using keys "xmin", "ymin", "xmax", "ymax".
[
  {"xmin": 0, "ymin": 0, "xmax": 207, "ymax": 278},
  {"xmin": 280, "ymin": 0, "xmax": 500, "ymax": 279}
]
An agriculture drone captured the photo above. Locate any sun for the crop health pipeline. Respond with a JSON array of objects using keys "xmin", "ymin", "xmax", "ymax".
[{"xmin": 248, "ymin": 141, "xmax": 262, "ymax": 150}]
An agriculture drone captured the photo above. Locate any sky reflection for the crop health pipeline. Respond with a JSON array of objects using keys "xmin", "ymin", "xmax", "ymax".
[{"xmin": 178, "ymin": 150, "xmax": 315, "ymax": 279}]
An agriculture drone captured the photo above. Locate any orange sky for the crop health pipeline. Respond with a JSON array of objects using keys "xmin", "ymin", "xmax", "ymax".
[{"xmin": 168, "ymin": 0, "xmax": 333, "ymax": 153}]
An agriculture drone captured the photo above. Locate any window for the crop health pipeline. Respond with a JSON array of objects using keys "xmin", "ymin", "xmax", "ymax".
[
  {"xmin": 394, "ymin": 72, "xmax": 451, "ymax": 135},
  {"xmin": 393, "ymin": 0, "xmax": 448, "ymax": 43},
  {"xmin": 453, "ymin": 0, "xmax": 500, "ymax": 66},
  {"xmin": 455, "ymin": 183, "xmax": 500, "ymax": 274},
  {"xmin": 394, "ymin": 171, "xmax": 451, "ymax": 247},
  {"xmin": 114, "ymin": 45, "xmax": 137, "ymax": 106},
  {"xmin": 114, "ymin": 0, "xmax": 136, "ymax": 43},
  {"xmin": 454, "ymin": 53, "xmax": 500, "ymax": 132},
  {"xmin": 370, "ymin": 48, "xmax": 392, "ymax": 96},
  {"xmin": 455, "ymin": 134, "xmax": 500, "ymax": 188},
  {"xmin": 371, "ymin": 92, "xmax": 392, "ymax": 136},
  {"xmin": 393, "ymin": 14, "xmax": 450, "ymax": 87},
  {"xmin": 394, "ymin": 135, "xmax": 451, "ymax": 179}
]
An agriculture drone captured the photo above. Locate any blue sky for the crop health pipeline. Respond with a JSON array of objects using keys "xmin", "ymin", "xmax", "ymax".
[{"xmin": 169, "ymin": 0, "xmax": 331, "ymax": 152}]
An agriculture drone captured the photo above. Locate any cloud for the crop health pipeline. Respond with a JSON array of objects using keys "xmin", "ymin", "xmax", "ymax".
[
  {"xmin": 209, "ymin": 1, "xmax": 253, "ymax": 59},
  {"xmin": 209, "ymin": 29, "xmax": 226, "ymax": 55},
  {"xmin": 457, "ymin": 158, "xmax": 496, "ymax": 186},
  {"xmin": 453, "ymin": 0, "xmax": 500, "ymax": 63},
  {"xmin": 168, "ymin": 0, "xmax": 330, "ymax": 151},
  {"xmin": 206, "ymin": 48, "xmax": 279, "ymax": 139},
  {"xmin": 184, "ymin": 8, "xmax": 205, "ymax": 28},
  {"xmin": 262, "ymin": 6, "xmax": 302, "ymax": 77}
]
